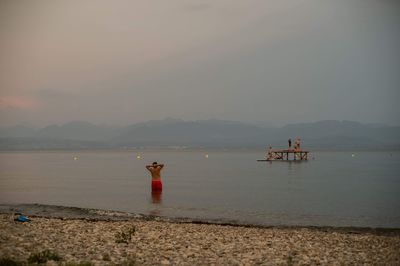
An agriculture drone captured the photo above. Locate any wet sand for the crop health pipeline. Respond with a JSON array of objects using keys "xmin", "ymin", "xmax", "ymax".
[{"xmin": 1, "ymin": 213, "xmax": 399, "ymax": 265}]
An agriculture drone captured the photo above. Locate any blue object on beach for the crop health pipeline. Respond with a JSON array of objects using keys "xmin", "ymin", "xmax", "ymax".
[{"xmin": 14, "ymin": 215, "xmax": 31, "ymax": 222}]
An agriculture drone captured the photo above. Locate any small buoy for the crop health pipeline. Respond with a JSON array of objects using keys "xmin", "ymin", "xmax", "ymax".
[
  {"xmin": 205, "ymin": 154, "xmax": 209, "ymax": 159},
  {"xmin": 351, "ymin": 154, "xmax": 355, "ymax": 157},
  {"xmin": 136, "ymin": 155, "xmax": 141, "ymax": 159},
  {"xmin": 73, "ymin": 156, "xmax": 78, "ymax": 161}
]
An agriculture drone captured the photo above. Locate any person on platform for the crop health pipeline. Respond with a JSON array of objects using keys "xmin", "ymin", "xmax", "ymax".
[
  {"xmin": 267, "ymin": 146, "xmax": 273, "ymax": 160},
  {"xmin": 288, "ymin": 138, "xmax": 292, "ymax": 150},
  {"xmin": 294, "ymin": 138, "xmax": 301, "ymax": 151}
]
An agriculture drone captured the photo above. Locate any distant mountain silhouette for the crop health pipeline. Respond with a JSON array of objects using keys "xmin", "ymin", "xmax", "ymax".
[
  {"xmin": 113, "ymin": 119, "xmax": 267, "ymax": 147},
  {"xmin": 0, "ymin": 124, "xmax": 36, "ymax": 138},
  {"xmin": 0, "ymin": 119, "xmax": 399, "ymax": 150},
  {"xmin": 36, "ymin": 121, "xmax": 118, "ymax": 141}
]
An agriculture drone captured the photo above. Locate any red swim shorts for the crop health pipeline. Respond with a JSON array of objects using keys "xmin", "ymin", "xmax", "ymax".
[{"xmin": 152, "ymin": 180, "xmax": 162, "ymax": 191}]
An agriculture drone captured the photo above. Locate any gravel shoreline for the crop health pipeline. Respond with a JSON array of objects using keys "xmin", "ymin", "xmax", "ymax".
[{"xmin": 1, "ymin": 214, "xmax": 400, "ymax": 265}]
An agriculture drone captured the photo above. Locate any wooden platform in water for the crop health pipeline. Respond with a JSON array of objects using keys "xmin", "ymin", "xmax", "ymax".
[
  {"xmin": 259, "ymin": 149, "xmax": 309, "ymax": 161},
  {"xmin": 257, "ymin": 159, "xmax": 305, "ymax": 162}
]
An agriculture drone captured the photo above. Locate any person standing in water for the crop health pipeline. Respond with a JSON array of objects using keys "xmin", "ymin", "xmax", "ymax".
[{"xmin": 146, "ymin": 162, "xmax": 164, "ymax": 192}]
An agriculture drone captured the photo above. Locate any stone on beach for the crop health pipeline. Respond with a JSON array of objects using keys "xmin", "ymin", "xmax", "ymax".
[{"xmin": 0, "ymin": 214, "xmax": 399, "ymax": 265}]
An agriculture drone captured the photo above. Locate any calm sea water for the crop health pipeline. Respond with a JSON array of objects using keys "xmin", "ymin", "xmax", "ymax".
[{"xmin": 1, "ymin": 150, "xmax": 399, "ymax": 228}]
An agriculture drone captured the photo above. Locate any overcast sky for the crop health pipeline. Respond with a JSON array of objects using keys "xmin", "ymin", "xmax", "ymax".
[{"xmin": 0, "ymin": 0, "xmax": 399, "ymax": 127}]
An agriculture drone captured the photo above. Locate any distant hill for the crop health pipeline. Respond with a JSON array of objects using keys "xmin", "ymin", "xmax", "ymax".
[
  {"xmin": 113, "ymin": 119, "xmax": 267, "ymax": 147},
  {"xmin": 36, "ymin": 121, "xmax": 119, "ymax": 141},
  {"xmin": 278, "ymin": 120, "xmax": 400, "ymax": 150},
  {"xmin": 0, "ymin": 124, "xmax": 37, "ymax": 138},
  {"xmin": 0, "ymin": 119, "xmax": 399, "ymax": 150}
]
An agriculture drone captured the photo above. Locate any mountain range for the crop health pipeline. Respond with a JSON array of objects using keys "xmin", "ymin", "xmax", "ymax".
[{"xmin": 0, "ymin": 119, "xmax": 399, "ymax": 150}]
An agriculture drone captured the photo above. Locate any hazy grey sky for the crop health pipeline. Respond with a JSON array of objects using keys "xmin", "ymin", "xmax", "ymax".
[{"xmin": 0, "ymin": 0, "xmax": 399, "ymax": 127}]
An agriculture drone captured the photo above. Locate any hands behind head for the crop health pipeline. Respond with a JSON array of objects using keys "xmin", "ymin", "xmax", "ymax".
[{"xmin": 146, "ymin": 163, "xmax": 164, "ymax": 168}]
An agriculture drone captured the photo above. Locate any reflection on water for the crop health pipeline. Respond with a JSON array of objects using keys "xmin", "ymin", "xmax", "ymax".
[
  {"xmin": 151, "ymin": 190, "xmax": 162, "ymax": 204},
  {"xmin": 149, "ymin": 189, "xmax": 162, "ymax": 216}
]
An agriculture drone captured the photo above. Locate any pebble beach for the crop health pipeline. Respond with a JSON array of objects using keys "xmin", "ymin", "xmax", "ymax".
[{"xmin": 1, "ymin": 214, "xmax": 400, "ymax": 265}]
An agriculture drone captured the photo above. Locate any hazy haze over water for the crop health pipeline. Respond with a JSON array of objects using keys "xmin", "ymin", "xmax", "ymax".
[{"xmin": 0, "ymin": 0, "xmax": 399, "ymax": 127}]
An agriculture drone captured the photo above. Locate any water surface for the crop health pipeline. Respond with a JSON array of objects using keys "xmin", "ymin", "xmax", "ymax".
[{"xmin": 1, "ymin": 150, "xmax": 399, "ymax": 227}]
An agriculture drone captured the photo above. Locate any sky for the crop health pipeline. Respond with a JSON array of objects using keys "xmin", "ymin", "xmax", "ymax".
[{"xmin": 0, "ymin": 0, "xmax": 399, "ymax": 127}]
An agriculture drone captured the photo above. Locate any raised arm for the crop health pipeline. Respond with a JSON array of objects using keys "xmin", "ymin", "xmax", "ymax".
[{"xmin": 158, "ymin": 164, "xmax": 164, "ymax": 170}]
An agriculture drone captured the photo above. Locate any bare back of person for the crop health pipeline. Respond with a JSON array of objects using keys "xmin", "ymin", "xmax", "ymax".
[
  {"xmin": 146, "ymin": 162, "xmax": 164, "ymax": 192},
  {"xmin": 148, "ymin": 166, "xmax": 162, "ymax": 180}
]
